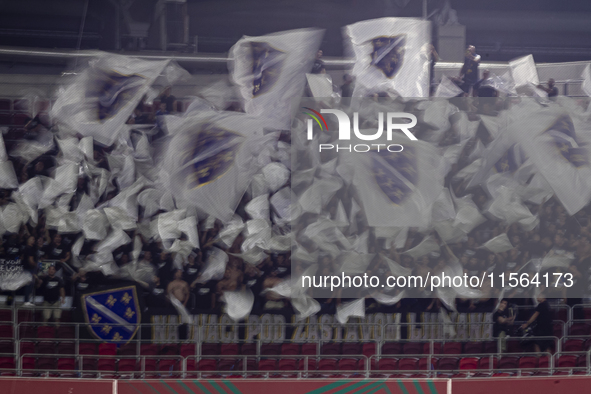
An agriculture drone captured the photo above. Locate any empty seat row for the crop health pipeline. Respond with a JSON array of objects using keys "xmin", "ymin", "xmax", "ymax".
[{"xmin": 382, "ymin": 341, "xmax": 496, "ymax": 355}]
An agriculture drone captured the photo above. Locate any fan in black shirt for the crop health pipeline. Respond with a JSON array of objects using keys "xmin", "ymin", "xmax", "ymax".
[
  {"xmin": 521, "ymin": 296, "xmax": 553, "ymax": 353},
  {"xmin": 37, "ymin": 265, "xmax": 65, "ymax": 323},
  {"xmin": 44, "ymin": 233, "xmax": 71, "ymax": 270}
]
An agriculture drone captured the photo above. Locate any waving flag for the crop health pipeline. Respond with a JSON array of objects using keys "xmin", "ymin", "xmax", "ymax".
[
  {"xmin": 337, "ymin": 136, "xmax": 444, "ymax": 227},
  {"xmin": 229, "ymin": 28, "xmax": 324, "ymax": 130},
  {"xmin": 511, "ymin": 109, "xmax": 591, "ymax": 215},
  {"xmin": 52, "ymin": 54, "xmax": 178, "ymax": 146},
  {"xmin": 162, "ymin": 112, "xmax": 277, "ymax": 222},
  {"xmin": 343, "ymin": 17, "xmax": 431, "ymax": 98}
]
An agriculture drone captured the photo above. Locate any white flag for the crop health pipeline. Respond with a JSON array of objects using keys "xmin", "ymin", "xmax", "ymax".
[
  {"xmin": 435, "ymin": 75, "xmax": 464, "ymax": 98},
  {"xmin": 229, "ymin": 28, "xmax": 324, "ymax": 130},
  {"xmin": 510, "ymin": 109, "xmax": 591, "ymax": 215},
  {"xmin": 336, "ymin": 298, "xmax": 366, "ymax": 324},
  {"xmin": 338, "ymin": 136, "xmax": 444, "ymax": 227},
  {"xmin": 306, "ymin": 73, "xmax": 335, "ymax": 98},
  {"xmin": 344, "ymin": 17, "xmax": 431, "ymax": 98},
  {"xmin": 582, "ymin": 64, "xmax": 591, "ymax": 97},
  {"xmin": 51, "ymin": 53, "xmax": 179, "ymax": 146},
  {"xmin": 480, "ymin": 233, "xmax": 513, "ymax": 253},
  {"xmin": 509, "ymin": 55, "xmax": 539, "ymax": 89},
  {"xmin": 162, "ymin": 112, "xmax": 277, "ymax": 222}
]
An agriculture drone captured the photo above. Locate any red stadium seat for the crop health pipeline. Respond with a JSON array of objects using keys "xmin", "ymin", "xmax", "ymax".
[
  {"xmin": 358, "ymin": 358, "xmax": 373, "ymax": 371},
  {"xmin": 0, "ymin": 357, "xmax": 15, "ymax": 370},
  {"xmin": 158, "ymin": 359, "xmax": 180, "ymax": 375},
  {"xmin": 506, "ymin": 340, "xmax": 521, "ymax": 353},
  {"xmin": 463, "ymin": 342, "xmax": 483, "ymax": 354},
  {"xmin": 0, "ymin": 325, "xmax": 13, "ymax": 338},
  {"xmin": 0, "ymin": 310, "xmax": 12, "ymax": 322},
  {"xmin": 180, "ymin": 344, "xmax": 196, "ymax": 358},
  {"xmin": 403, "ymin": 342, "xmax": 423, "ymax": 355},
  {"xmin": 317, "ymin": 359, "xmax": 338, "ymax": 371},
  {"xmin": 56, "ymin": 326, "xmax": 74, "ymax": 339},
  {"xmin": 197, "ymin": 359, "xmax": 217, "ymax": 371},
  {"xmin": 79, "ymin": 343, "xmax": 97, "ymax": 355},
  {"xmin": 422, "ymin": 342, "xmax": 442, "ymax": 354},
  {"xmin": 338, "ymin": 358, "xmax": 358, "ymax": 371},
  {"xmin": 236, "ymin": 358, "xmax": 257, "ymax": 371},
  {"xmin": 482, "ymin": 341, "xmax": 497, "ymax": 353},
  {"xmin": 220, "ymin": 344, "xmax": 239, "ymax": 355},
  {"xmin": 240, "ymin": 344, "xmax": 257, "ymax": 355},
  {"xmin": 140, "ymin": 344, "xmax": 158, "ymax": 356},
  {"xmin": 119, "ymin": 344, "xmax": 137, "ymax": 356},
  {"xmin": 459, "ymin": 358, "xmax": 479, "ymax": 370},
  {"xmin": 557, "ymin": 355, "xmax": 577, "ymax": 368},
  {"xmin": 38, "ymin": 357, "xmax": 57, "ymax": 370},
  {"xmin": 498, "ymin": 356, "xmax": 519, "ymax": 369},
  {"xmin": 419, "ymin": 357, "xmax": 433, "ymax": 370},
  {"xmin": 278, "ymin": 359, "xmax": 297, "ymax": 371},
  {"xmin": 564, "ymin": 339, "xmax": 585, "ymax": 352},
  {"xmin": 437, "ymin": 357, "xmax": 459, "ymax": 370},
  {"xmin": 362, "ymin": 343, "xmax": 376, "ymax": 358},
  {"xmin": 478, "ymin": 357, "xmax": 498, "ymax": 370},
  {"xmin": 0, "ymin": 341, "xmax": 13, "ymax": 353},
  {"xmin": 382, "ymin": 342, "xmax": 403, "ymax": 355},
  {"xmin": 218, "ymin": 359, "xmax": 238, "ymax": 371},
  {"xmin": 38, "ymin": 341, "xmax": 56, "ymax": 354},
  {"xmin": 57, "ymin": 342, "xmax": 75, "ymax": 355},
  {"xmin": 569, "ymin": 323, "xmax": 589, "ymax": 336},
  {"xmin": 98, "ymin": 343, "xmax": 117, "ymax": 355},
  {"xmin": 518, "ymin": 356, "xmax": 538, "ymax": 369},
  {"xmin": 297, "ymin": 358, "xmax": 317, "ymax": 371},
  {"xmin": 321, "ymin": 343, "xmax": 341, "ymax": 355},
  {"xmin": 260, "ymin": 344, "xmax": 281, "ymax": 355},
  {"xmin": 201, "ymin": 343, "xmax": 220, "ymax": 355},
  {"xmin": 22, "ymin": 357, "xmax": 35, "ymax": 371},
  {"xmin": 301, "ymin": 343, "xmax": 317, "ymax": 355},
  {"xmin": 118, "ymin": 359, "xmax": 137, "ymax": 372},
  {"xmin": 342, "ymin": 343, "xmax": 362, "ymax": 355},
  {"xmin": 159, "ymin": 344, "xmax": 179, "ymax": 356},
  {"xmin": 98, "ymin": 358, "xmax": 116, "ymax": 372},
  {"xmin": 539, "ymin": 356, "xmax": 550, "ymax": 369},
  {"xmin": 20, "ymin": 342, "xmax": 35, "ymax": 356},
  {"xmin": 281, "ymin": 344, "xmax": 300, "ymax": 355},
  {"xmin": 398, "ymin": 358, "xmax": 419, "ymax": 371},
  {"xmin": 443, "ymin": 342, "xmax": 463, "ymax": 355},
  {"xmin": 378, "ymin": 358, "xmax": 398, "ymax": 371},
  {"xmin": 258, "ymin": 359, "xmax": 278, "ymax": 371},
  {"xmin": 554, "ymin": 309, "xmax": 568, "ymax": 322}
]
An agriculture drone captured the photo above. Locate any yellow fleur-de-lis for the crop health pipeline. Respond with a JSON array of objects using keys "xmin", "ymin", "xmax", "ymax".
[
  {"xmin": 112, "ymin": 332, "xmax": 123, "ymax": 341},
  {"xmin": 105, "ymin": 295, "xmax": 117, "ymax": 307},
  {"xmin": 91, "ymin": 314, "xmax": 102, "ymax": 324},
  {"xmin": 124, "ymin": 307, "xmax": 135, "ymax": 320},
  {"xmin": 121, "ymin": 293, "xmax": 132, "ymax": 305},
  {"xmin": 101, "ymin": 325, "xmax": 112, "ymax": 334}
]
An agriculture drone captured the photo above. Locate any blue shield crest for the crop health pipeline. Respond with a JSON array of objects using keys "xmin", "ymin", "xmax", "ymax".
[
  {"xmin": 545, "ymin": 114, "xmax": 589, "ymax": 168},
  {"xmin": 250, "ymin": 41, "xmax": 285, "ymax": 97},
  {"xmin": 82, "ymin": 286, "xmax": 141, "ymax": 344},
  {"xmin": 181, "ymin": 123, "xmax": 243, "ymax": 189},
  {"xmin": 86, "ymin": 69, "xmax": 146, "ymax": 122},
  {"xmin": 370, "ymin": 35, "xmax": 406, "ymax": 79},
  {"xmin": 372, "ymin": 147, "xmax": 417, "ymax": 205}
]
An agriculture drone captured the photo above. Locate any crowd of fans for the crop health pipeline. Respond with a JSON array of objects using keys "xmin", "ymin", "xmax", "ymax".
[{"xmin": 0, "ymin": 45, "xmax": 586, "ymax": 358}]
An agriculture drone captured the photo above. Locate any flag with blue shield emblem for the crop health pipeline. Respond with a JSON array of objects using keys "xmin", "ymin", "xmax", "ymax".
[{"xmin": 81, "ymin": 285, "xmax": 141, "ymax": 344}]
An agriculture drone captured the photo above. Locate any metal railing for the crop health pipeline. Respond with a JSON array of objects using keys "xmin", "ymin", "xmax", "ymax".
[{"xmin": 0, "ymin": 351, "xmax": 570, "ymax": 379}]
